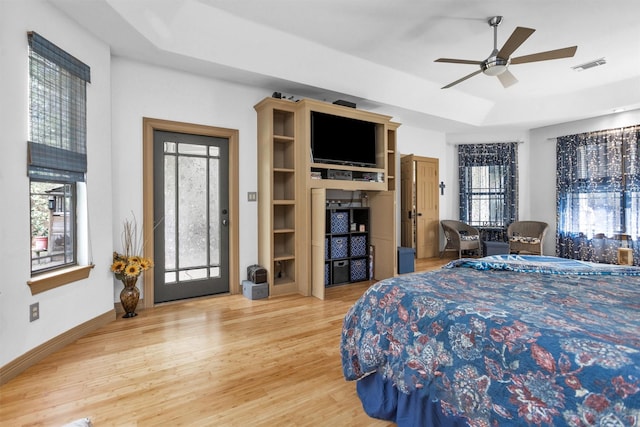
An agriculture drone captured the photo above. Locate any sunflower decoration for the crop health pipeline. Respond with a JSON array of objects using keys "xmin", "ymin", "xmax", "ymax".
[{"xmin": 111, "ymin": 216, "xmax": 153, "ymax": 281}]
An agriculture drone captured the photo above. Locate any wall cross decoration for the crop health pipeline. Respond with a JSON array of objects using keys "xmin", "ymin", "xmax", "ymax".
[{"xmin": 439, "ymin": 181, "xmax": 446, "ymax": 195}]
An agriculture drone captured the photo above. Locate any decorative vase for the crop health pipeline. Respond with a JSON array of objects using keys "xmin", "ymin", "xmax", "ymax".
[{"xmin": 120, "ymin": 276, "xmax": 140, "ymax": 318}]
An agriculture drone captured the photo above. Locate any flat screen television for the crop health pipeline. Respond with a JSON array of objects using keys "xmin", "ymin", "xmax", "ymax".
[{"xmin": 310, "ymin": 111, "xmax": 377, "ymax": 167}]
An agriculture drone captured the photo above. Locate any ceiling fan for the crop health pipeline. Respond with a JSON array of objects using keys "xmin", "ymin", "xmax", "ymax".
[{"xmin": 435, "ymin": 16, "xmax": 577, "ymax": 89}]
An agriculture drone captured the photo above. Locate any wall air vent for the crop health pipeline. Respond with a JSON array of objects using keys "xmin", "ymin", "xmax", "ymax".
[{"xmin": 572, "ymin": 57, "xmax": 606, "ymax": 71}]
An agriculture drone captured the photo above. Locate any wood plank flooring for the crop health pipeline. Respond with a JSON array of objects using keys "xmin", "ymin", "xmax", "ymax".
[{"xmin": 0, "ymin": 256, "xmax": 453, "ymax": 426}]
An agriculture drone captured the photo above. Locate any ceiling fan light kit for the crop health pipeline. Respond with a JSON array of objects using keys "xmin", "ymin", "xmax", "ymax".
[
  {"xmin": 482, "ymin": 57, "xmax": 509, "ymax": 76},
  {"xmin": 435, "ymin": 16, "xmax": 577, "ymax": 89}
]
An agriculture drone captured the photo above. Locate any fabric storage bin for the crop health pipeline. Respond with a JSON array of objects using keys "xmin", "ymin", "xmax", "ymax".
[
  {"xmin": 324, "ymin": 262, "xmax": 330, "ymax": 286},
  {"xmin": 350, "ymin": 257, "xmax": 368, "ymax": 282},
  {"xmin": 397, "ymin": 247, "xmax": 415, "ymax": 274},
  {"xmin": 242, "ymin": 280, "xmax": 268, "ymax": 300},
  {"xmin": 332, "ymin": 260, "xmax": 350, "ymax": 284},
  {"xmin": 325, "ymin": 237, "xmax": 329, "ymax": 260},
  {"xmin": 331, "ymin": 236, "xmax": 348, "ymax": 258},
  {"xmin": 350, "ymin": 235, "xmax": 367, "ymax": 257},
  {"xmin": 330, "ymin": 211, "xmax": 349, "ymax": 234},
  {"xmin": 482, "ymin": 241, "xmax": 509, "ymax": 256}
]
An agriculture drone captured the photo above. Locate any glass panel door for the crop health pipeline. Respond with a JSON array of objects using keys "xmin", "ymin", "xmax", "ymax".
[{"xmin": 153, "ymin": 130, "xmax": 229, "ymax": 303}]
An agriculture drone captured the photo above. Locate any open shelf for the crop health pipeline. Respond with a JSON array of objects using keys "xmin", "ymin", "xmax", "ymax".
[
  {"xmin": 273, "ymin": 110, "xmax": 294, "ymax": 138},
  {"xmin": 310, "ymin": 166, "xmax": 386, "ymax": 191},
  {"xmin": 273, "ymin": 204, "xmax": 295, "ymax": 230},
  {"xmin": 273, "ymin": 170, "xmax": 295, "ymax": 200},
  {"xmin": 273, "ymin": 259, "xmax": 295, "ymax": 286},
  {"xmin": 274, "ymin": 231, "xmax": 295, "ymax": 260},
  {"xmin": 273, "ymin": 137, "xmax": 295, "ymax": 169}
]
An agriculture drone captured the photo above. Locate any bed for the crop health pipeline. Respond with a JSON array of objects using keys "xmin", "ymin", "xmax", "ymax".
[{"xmin": 341, "ymin": 255, "xmax": 640, "ymax": 426}]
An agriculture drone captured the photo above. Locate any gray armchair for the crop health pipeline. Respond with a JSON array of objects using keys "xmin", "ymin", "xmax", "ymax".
[
  {"xmin": 440, "ymin": 220, "xmax": 482, "ymax": 258},
  {"xmin": 507, "ymin": 221, "xmax": 549, "ymax": 255}
]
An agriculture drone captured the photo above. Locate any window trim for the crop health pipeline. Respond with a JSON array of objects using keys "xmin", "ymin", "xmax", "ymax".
[{"xmin": 27, "ymin": 264, "xmax": 94, "ymax": 295}]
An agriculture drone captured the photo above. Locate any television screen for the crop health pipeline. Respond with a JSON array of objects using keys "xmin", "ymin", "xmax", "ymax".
[{"xmin": 310, "ymin": 111, "xmax": 377, "ymax": 167}]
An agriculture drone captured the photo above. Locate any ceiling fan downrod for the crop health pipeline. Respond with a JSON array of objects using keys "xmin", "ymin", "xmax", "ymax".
[
  {"xmin": 489, "ymin": 15, "xmax": 503, "ymax": 52},
  {"xmin": 483, "ymin": 16, "xmax": 509, "ymax": 76}
]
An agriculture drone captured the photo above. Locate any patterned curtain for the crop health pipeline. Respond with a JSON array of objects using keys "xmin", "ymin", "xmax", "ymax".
[
  {"xmin": 459, "ymin": 142, "xmax": 518, "ymax": 241},
  {"xmin": 556, "ymin": 125, "xmax": 639, "ymax": 265}
]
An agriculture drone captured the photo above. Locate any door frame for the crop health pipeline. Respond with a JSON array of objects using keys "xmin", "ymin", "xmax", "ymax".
[{"xmin": 142, "ymin": 117, "xmax": 239, "ymax": 308}]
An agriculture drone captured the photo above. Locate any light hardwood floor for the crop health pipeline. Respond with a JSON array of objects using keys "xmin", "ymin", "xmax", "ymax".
[{"xmin": 0, "ymin": 256, "xmax": 453, "ymax": 426}]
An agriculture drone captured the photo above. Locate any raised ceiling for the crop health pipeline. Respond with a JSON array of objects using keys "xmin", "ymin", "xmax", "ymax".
[{"xmin": 49, "ymin": 0, "xmax": 640, "ymax": 132}]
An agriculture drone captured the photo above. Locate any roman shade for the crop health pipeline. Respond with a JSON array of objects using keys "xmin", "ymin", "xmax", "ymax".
[{"xmin": 27, "ymin": 31, "xmax": 90, "ymax": 183}]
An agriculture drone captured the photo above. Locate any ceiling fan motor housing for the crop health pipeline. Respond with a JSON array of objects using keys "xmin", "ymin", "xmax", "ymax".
[{"xmin": 482, "ymin": 56, "xmax": 510, "ymax": 76}]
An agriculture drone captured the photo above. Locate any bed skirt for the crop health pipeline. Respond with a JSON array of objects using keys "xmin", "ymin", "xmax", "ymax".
[{"xmin": 356, "ymin": 372, "xmax": 467, "ymax": 427}]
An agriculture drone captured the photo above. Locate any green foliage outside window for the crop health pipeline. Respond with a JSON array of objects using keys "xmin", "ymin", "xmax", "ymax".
[{"xmin": 30, "ymin": 182, "xmax": 51, "ymax": 237}]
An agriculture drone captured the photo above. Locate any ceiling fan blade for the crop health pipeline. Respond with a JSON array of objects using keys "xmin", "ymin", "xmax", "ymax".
[
  {"xmin": 511, "ymin": 46, "xmax": 578, "ymax": 64},
  {"xmin": 497, "ymin": 69, "xmax": 518, "ymax": 88},
  {"xmin": 441, "ymin": 69, "xmax": 483, "ymax": 89},
  {"xmin": 435, "ymin": 58, "xmax": 483, "ymax": 65},
  {"xmin": 497, "ymin": 26, "xmax": 535, "ymax": 59}
]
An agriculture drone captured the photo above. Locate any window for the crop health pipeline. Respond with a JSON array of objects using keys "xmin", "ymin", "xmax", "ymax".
[
  {"xmin": 30, "ymin": 182, "xmax": 75, "ymax": 271},
  {"xmin": 458, "ymin": 143, "xmax": 518, "ymax": 241},
  {"xmin": 556, "ymin": 125, "xmax": 639, "ymax": 264},
  {"xmin": 465, "ymin": 165, "xmax": 506, "ymax": 225},
  {"xmin": 27, "ymin": 32, "xmax": 90, "ymax": 275}
]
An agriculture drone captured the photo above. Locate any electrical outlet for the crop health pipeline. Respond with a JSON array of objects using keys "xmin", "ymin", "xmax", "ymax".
[
  {"xmin": 247, "ymin": 192, "xmax": 257, "ymax": 202},
  {"xmin": 30, "ymin": 302, "xmax": 40, "ymax": 322}
]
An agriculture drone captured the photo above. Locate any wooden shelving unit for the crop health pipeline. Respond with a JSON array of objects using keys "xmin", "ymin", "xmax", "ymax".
[
  {"xmin": 256, "ymin": 97, "xmax": 399, "ymax": 299},
  {"xmin": 387, "ymin": 122, "xmax": 399, "ymax": 192},
  {"xmin": 256, "ymin": 100, "xmax": 299, "ymax": 296}
]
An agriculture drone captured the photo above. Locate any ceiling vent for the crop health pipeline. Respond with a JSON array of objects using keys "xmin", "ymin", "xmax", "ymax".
[{"xmin": 572, "ymin": 58, "xmax": 606, "ymax": 71}]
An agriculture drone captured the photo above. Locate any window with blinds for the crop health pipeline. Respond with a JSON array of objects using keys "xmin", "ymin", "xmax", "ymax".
[{"xmin": 28, "ymin": 32, "xmax": 90, "ymax": 274}]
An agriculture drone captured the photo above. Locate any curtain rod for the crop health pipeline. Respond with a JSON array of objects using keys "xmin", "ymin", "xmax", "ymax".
[
  {"xmin": 446, "ymin": 140, "xmax": 524, "ymax": 146},
  {"xmin": 545, "ymin": 124, "xmax": 640, "ymax": 140}
]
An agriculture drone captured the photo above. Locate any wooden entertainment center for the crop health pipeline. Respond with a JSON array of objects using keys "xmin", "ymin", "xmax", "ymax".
[{"xmin": 255, "ymin": 97, "xmax": 399, "ymax": 299}]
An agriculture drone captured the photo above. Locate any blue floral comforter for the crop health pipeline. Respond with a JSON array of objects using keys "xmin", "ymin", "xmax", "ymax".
[{"xmin": 341, "ymin": 255, "xmax": 640, "ymax": 426}]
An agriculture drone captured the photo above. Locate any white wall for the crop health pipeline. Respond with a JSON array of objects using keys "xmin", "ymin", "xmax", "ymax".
[
  {"xmin": 397, "ymin": 126, "xmax": 450, "ymax": 214},
  {"xmin": 530, "ymin": 109, "xmax": 640, "ymax": 255},
  {"xmin": 110, "ymin": 58, "xmax": 265, "ymax": 298},
  {"xmin": 0, "ymin": 0, "xmax": 114, "ymax": 366},
  {"xmin": 394, "ymin": 125, "xmax": 449, "ymax": 247}
]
